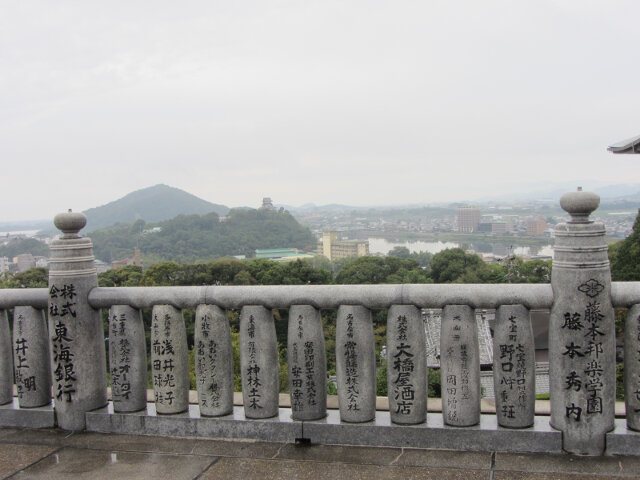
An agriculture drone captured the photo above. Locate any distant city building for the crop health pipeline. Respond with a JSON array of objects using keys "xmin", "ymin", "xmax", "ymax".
[
  {"xmin": 261, "ymin": 197, "xmax": 275, "ymax": 210},
  {"xmin": 457, "ymin": 206, "xmax": 481, "ymax": 233},
  {"xmin": 94, "ymin": 259, "xmax": 111, "ymax": 274},
  {"xmin": 14, "ymin": 253, "xmax": 36, "ymax": 272},
  {"xmin": 491, "ymin": 222, "xmax": 507, "ymax": 235},
  {"xmin": 320, "ymin": 232, "xmax": 369, "ymax": 261},
  {"xmin": 34, "ymin": 256, "xmax": 49, "ymax": 269},
  {"xmin": 0, "ymin": 256, "xmax": 10, "ymax": 273},
  {"xmin": 527, "ymin": 216, "xmax": 547, "ymax": 236},
  {"xmin": 254, "ymin": 248, "xmax": 314, "ymax": 262},
  {"xmin": 111, "ymin": 249, "xmax": 142, "ymax": 269}
]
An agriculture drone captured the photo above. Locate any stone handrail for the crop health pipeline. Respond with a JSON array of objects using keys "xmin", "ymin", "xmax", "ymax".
[
  {"xmin": 5, "ymin": 281, "xmax": 640, "ymax": 310},
  {"xmin": 1, "ymin": 188, "xmax": 640, "ymax": 456}
]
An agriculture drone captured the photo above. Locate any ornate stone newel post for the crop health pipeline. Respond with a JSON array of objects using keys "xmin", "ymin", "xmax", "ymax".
[
  {"xmin": 549, "ymin": 189, "xmax": 615, "ymax": 455},
  {"xmin": 48, "ymin": 211, "xmax": 108, "ymax": 431}
]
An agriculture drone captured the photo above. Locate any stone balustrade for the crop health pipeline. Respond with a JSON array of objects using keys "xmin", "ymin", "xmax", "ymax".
[{"xmin": 1, "ymin": 189, "xmax": 640, "ymax": 456}]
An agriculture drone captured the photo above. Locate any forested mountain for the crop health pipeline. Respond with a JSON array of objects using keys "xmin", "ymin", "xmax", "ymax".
[
  {"xmin": 83, "ymin": 184, "xmax": 229, "ymax": 231},
  {"xmin": 0, "ymin": 238, "xmax": 49, "ymax": 258},
  {"xmin": 90, "ymin": 208, "xmax": 317, "ymax": 263}
]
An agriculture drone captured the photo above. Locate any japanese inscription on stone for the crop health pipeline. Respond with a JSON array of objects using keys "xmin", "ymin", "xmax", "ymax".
[
  {"xmin": 196, "ymin": 312, "xmax": 222, "ymax": 409},
  {"xmin": 562, "ymin": 280, "xmax": 606, "ymax": 422},
  {"xmin": 49, "ymin": 283, "xmax": 77, "ymax": 403},
  {"xmin": 391, "ymin": 314, "xmax": 415, "ymax": 416},
  {"xmin": 344, "ymin": 313, "xmax": 360, "ymax": 412},
  {"xmin": 245, "ymin": 315, "xmax": 262, "ymax": 410},
  {"xmin": 14, "ymin": 314, "xmax": 35, "ymax": 399},
  {"xmin": 152, "ymin": 311, "xmax": 177, "ymax": 407},
  {"xmin": 110, "ymin": 312, "xmax": 132, "ymax": 401}
]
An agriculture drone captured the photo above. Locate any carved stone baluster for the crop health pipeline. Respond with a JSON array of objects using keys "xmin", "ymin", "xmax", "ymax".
[
  {"xmin": 550, "ymin": 189, "xmax": 614, "ymax": 454},
  {"xmin": 288, "ymin": 305, "xmax": 327, "ymax": 421},
  {"xmin": 624, "ymin": 305, "xmax": 640, "ymax": 431},
  {"xmin": 441, "ymin": 304, "xmax": 480, "ymax": 426},
  {"xmin": 108, "ymin": 305, "xmax": 147, "ymax": 412},
  {"xmin": 194, "ymin": 304, "xmax": 233, "ymax": 417},
  {"xmin": 151, "ymin": 305, "xmax": 189, "ymax": 414},
  {"xmin": 0, "ymin": 309, "xmax": 13, "ymax": 405},
  {"xmin": 48, "ymin": 210, "xmax": 107, "ymax": 430},
  {"xmin": 13, "ymin": 306, "xmax": 51, "ymax": 408},
  {"xmin": 240, "ymin": 306, "xmax": 279, "ymax": 419},
  {"xmin": 386, "ymin": 305, "xmax": 427, "ymax": 425},
  {"xmin": 493, "ymin": 304, "xmax": 535, "ymax": 428},
  {"xmin": 336, "ymin": 305, "xmax": 376, "ymax": 423}
]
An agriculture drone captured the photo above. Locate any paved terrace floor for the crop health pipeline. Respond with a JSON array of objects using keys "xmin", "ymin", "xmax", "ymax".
[{"xmin": 1, "ymin": 426, "xmax": 640, "ymax": 480}]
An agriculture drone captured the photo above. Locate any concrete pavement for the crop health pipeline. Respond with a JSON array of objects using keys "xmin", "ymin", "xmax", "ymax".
[{"xmin": 0, "ymin": 427, "xmax": 640, "ymax": 479}]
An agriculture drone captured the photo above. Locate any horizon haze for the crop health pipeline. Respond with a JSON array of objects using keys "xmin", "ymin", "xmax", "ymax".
[{"xmin": 2, "ymin": 1, "xmax": 640, "ymax": 222}]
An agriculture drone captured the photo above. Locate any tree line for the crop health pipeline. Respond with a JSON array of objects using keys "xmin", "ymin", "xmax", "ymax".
[{"xmin": 0, "ymin": 248, "xmax": 553, "ymax": 396}]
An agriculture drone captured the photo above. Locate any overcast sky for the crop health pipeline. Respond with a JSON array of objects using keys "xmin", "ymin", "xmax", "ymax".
[{"xmin": 2, "ymin": 1, "xmax": 640, "ymax": 222}]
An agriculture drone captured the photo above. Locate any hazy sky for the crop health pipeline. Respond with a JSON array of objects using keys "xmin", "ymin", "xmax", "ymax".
[{"xmin": 2, "ymin": 1, "xmax": 640, "ymax": 221}]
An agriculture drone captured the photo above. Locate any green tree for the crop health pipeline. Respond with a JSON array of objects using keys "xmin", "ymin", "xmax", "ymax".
[
  {"xmin": 0, "ymin": 238, "xmax": 48, "ymax": 258},
  {"xmin": 140, "ymin": 262, "xmax": 183, "ymax": 286},
  {"xmin": 377, "ymin": 359, "xmax": 388, "ymax": 396},
  {"xmin": 0, "ymin": 267, "xmax": 48, "ymax": 288},
  {"xmin": 98, "ymin": 265, "xmax": 143, "ymax": 287},
  {"xmin": 511, "ymin": 258, "xmax": 551, "ymax": 283},
  {"xmin": 388, "ymin": 246, "xmax": 411, "ymax": 259},
  {"xmin": 610, "ymin": 210, "xmax": 640, "ymax": 281},
  {"xmin": 428, "ymin": 248, "xmax": 486, "ymax": 283},
  {"xmin": 335, "ymin": 256, "xmax": 430, "ymax": 284}
]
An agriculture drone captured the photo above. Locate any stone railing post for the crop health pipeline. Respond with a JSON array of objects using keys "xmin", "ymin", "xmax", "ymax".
[
  {"xmin": 549, "ymin": 189, "xmax": 615, "ymax": 454},
  {"xmin": 48, "ymin": 211, "xmax": 107, "ymax": 430}
]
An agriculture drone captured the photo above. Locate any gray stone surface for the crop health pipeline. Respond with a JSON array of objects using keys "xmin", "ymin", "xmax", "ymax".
[
  {"xmin": 195, "ymin": 304, "xmax": 234, "ymax": 417},
  {"xmin": 0, "ymin": 397, "xmax": 55, "ymax": 428},
  {"xmin": 0, "ymin": 442, "xmax": 58, "ymax": 479},
  {"xmin": 303, "ymin": 410, "xmax": 562, "ymax": 452},
  {"xmin": 550, "ymin": 189, "xmax": 615, "ymax": 454},
  {"xmin": 89, "ymin": 283, "xmax": 555, "ymax": 310},
  {"xmin": 10, "ymin": 447, "xmax": 216, "ymax": 480},
  {"xmin": 48, "ymin": 211, "xmax": 108, "ymax": 431},
  {"xmin": 387, "ymin": 305, "xmax": 426, "ymax": 425},
  {"xmin": 395, "ymin": 448, "xmax": 492, "ymax": 469},
  {"xmin": 240, "ymin": 306, "xmax": 279, "ymax": 419},
  {"xmin": 336, "ymin": 305, "xmax": 376, "ymax": 423},
  {"xmin": 3, "ymin": 425, "xmax": 639, "ymax": 480},
  {"xmin": 275, "ymin": 443, "xmax": 403, "ymax": 466},
  {"xmin": 86, "ymin": 403, "xmax": 302, "ymax": 442},
  {"xmin": 493, "ymin": 305, "xmax": 535, "ymax": 428},
  {"xmin": 109, "ymin": 305, "xmax": 147, "ymax": 412},
  {"xmin": 287, "ymin": 304, "xmax": 327, "ymax": 420},
  {"xmin": 150, "ymin": 305, "xmax": 189, "ymax": 414},
  {"xmin": 13, "ymin": 306, "xmax": 51, "ymax": 408},
  {"xmin": 201, "ymin": 456, "xmax": 488, "ymax": 480},
  {"xmin": 424, "ymin": 309, "xmax": 495, "ymax": 368},
  {"xmin": 625, "ymin": 305, "xmax": 640, "ymax": 431},
  {"xmin": 606, "ymin": 418, "xmax": 640, "ymax": 455},
  {"xmin": 441, "ymin": 304, "xmax": 480, "ymax": 426},
  {"xmin": 0, "ymin": 309, "xmax": 13, "ymax": 405},
  {"xmin": 496, "ymin": 445, "xmax": 640, "ymax": 477}
]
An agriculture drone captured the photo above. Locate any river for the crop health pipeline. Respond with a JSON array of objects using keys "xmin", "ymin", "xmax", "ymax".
[{"xmin": 367, "ymin": 237, "xmax": 554, "ymax": 257}]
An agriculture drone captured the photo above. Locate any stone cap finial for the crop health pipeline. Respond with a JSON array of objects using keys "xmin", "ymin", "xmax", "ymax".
[
  {"xmin": 53, "ymin": 209, "xmax": 87, "ymax": 238},
  {"xmin": 559, "ymin": 187, "xmax": 600, "ymax": 223}
]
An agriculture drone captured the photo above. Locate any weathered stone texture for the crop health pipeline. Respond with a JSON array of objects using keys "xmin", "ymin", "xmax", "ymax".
[
  {"xmin": 240, "ymin": 306, "xmax": 279, "ymax": 419},
  {"xmin": 288, "ymin": 305, "xmax": 327, "ymax": 421},
  {"xmin": 336, "ymin": 305, "xmax": 376, "ymax": 423},
  {"xmin": 386, "ymin": 305, "xmax": 426, "ymax": 425},
  {"xmin": 194, "ymin": 304, "xmax": 234, "ymax": 417},
  {"xmin": 440, "ymin": 304, "xmax": 480, "ymax": 427},
  {"xmin": 151, "ymin": 305, "xmax": 189, "ymax": 414}
]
